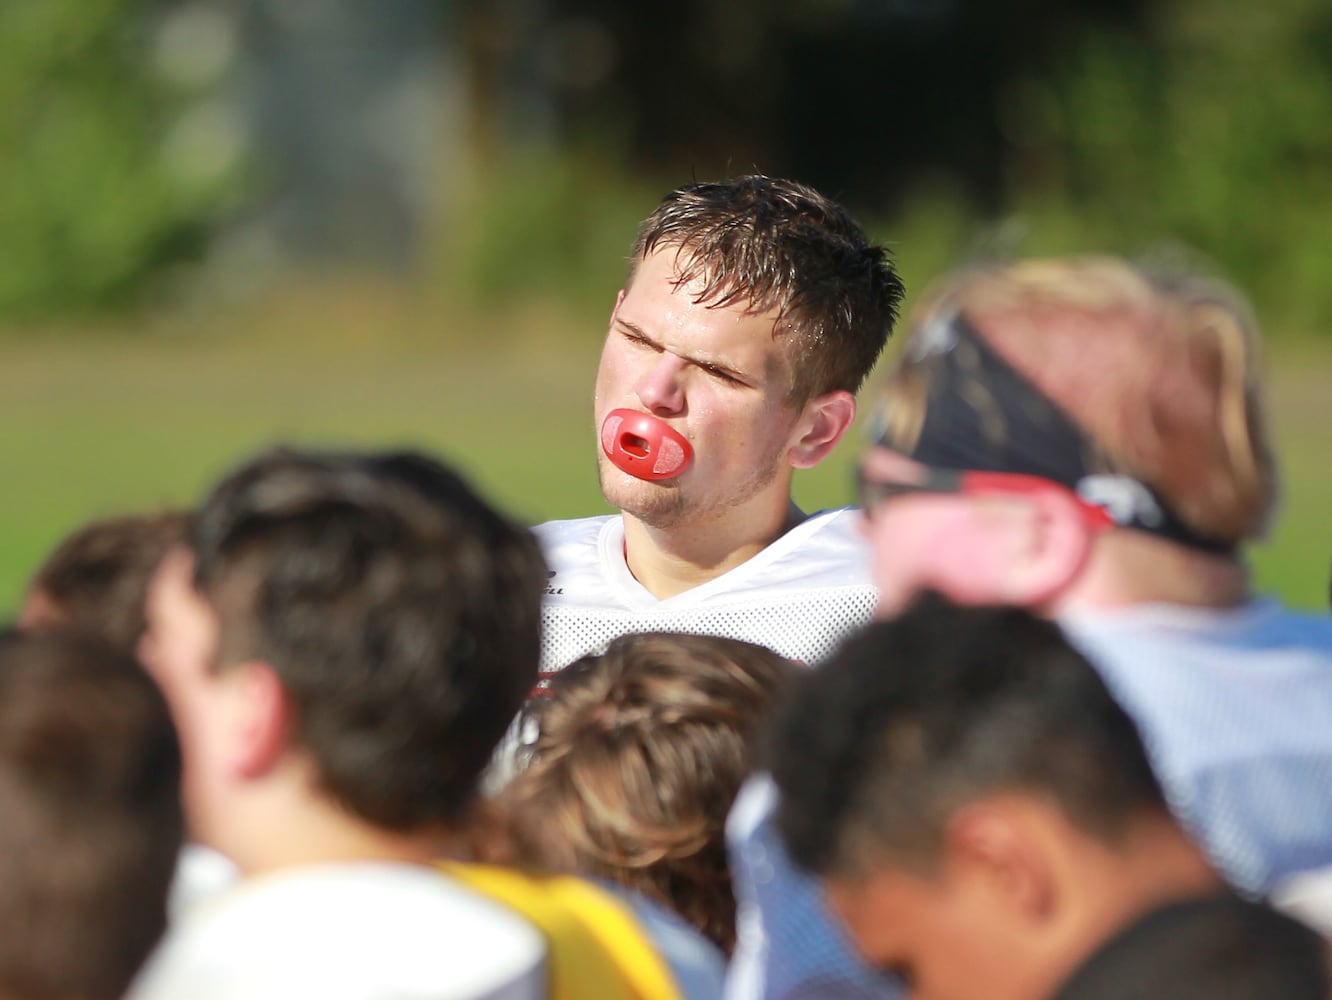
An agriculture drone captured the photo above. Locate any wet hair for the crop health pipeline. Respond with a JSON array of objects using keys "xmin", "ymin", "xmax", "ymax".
[
  {"xmin": 22, "ymin": 510, "xmax": 191, "ymax": 655},
  {"xmin": 0, "ymin": 629, "xmax": 183, "ymax": 1000},
  {"xmin": 502, "ymin": 631, "xmax": 796, "ymax": 952},
  {"xmin": 871, "ymin": 255, "xmax": 1276, "ymax": 546},
  {"xmin": 189, "ymin": 446, "xmax": 546, "ymax": 830},
  {"xmin": 629, "ymin": 175, "xmax": 905, "ymax": 403},
  {"xmin": 769, "ymin": 593, "xmax": 1168, "ymax": 879}
]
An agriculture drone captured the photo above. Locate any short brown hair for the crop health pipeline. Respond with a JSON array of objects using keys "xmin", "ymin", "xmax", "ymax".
[
  {"xmin": 23, "ymin": 510, "xmax": 191, "ymax": 655},
  {"xmin": 630, "ymin": 175, "xmax": 905, "ymax": 403},
  {"xmin": 0, "ymin": 629, "xmax": 183, "ymax": 1000},
  {"xmin": 872, "ymin": 256, "xmax": 1276, "ymax": 546},
  {"xmin": 191, "ymin": 447, "xmax": 546, "ymax": 831},
  {"xmin": 502, "ymin": 632, "xmax": 796, "ymax": 953}
]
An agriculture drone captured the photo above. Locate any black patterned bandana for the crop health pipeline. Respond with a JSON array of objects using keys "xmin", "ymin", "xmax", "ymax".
[{"xmin": 871, "ymin": 312, "xmax": 1235, "ymax": 553}]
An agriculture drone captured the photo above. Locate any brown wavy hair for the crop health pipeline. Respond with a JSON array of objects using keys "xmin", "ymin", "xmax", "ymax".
[{"xmin": 499, "ymin": 632, "xmax": 796, "ymax": 953}]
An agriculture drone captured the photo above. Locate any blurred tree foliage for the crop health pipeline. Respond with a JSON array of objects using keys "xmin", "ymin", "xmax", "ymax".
[
  {"xmin": 1016, "ymin": 0, "xmax": 1332, "ymax": 332},
  {"xmin": 7, "ymin": 0, "xmax": 1331, "ymax": 333},
  {"xmin": 466, "ymin": 0, "xmax": 1332, "ymax": 334},
  {"xmin": 0, "ymin": 0, "xmax": 236, "ymax": 316}
]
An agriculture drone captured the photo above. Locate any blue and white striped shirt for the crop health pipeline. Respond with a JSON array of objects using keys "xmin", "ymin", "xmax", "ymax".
[{"xmin": 725, "ymin": 599, "xmax": 1332, "ymax": 999}]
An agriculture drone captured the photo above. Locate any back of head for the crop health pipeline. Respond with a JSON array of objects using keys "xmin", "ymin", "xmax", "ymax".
[
  {"xmin": 1049, "ymin": 894, "xmax": 1332, "ymax": 1000},
  {"xmin": 630, "ymin": 175, "xmax": 906, "ymax": 402},
  {"xmin": 769, "ymin": 593, "xmax": 1168, "ymax": 880},
  {"xmin": 191, "ymin": 446, "xmax": 547, "ymax": 830},
  {"xmin": 22, "ymin": 511, "xmax": 191, "ymax": 656},
  {"xmin": 0, "ymin": 629, "xmax": 183, "ymax": 1000},
  {"xmin": 503, "ymin": 631, "xmax": 797, "ymax": 953},
  {"xmin": 872, "ymin": 255, "xmax": 1276, "ymax": 548}
]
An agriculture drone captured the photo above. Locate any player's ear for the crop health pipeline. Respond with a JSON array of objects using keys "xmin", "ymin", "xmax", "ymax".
[
  {"xmin": 224, "ymin": 661, "xmax": 290, "ymax": 781},
  {"xmin": 1001, "ymin": 486, "xmax": 1094, "ymax": 608},
  {"xmin": 789, "ymin": 391, "xmax": 856, "ymax": 470},
  {"xmin": 944, "ymin": 798, "xmax": 1058, "ymax": 927}
]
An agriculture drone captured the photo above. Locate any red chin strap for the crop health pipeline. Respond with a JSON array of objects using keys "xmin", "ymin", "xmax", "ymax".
[{"xmin": 600, "ymin": 409, "xmax": 693, "ymax": 481}]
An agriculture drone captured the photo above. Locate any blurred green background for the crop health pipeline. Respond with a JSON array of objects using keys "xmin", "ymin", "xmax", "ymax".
[{"xmin": 2, "ymin": 0, "xmax": 1329, "ymax": 613}]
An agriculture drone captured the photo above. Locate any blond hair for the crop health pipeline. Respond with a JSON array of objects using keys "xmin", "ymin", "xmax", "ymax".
[{"xmin": 875, "ymin": 256, "xmax": 1277, "ymax": 545}]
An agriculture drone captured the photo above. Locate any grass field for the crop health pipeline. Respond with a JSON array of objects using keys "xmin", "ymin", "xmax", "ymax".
[{"xmin": 2, "ymin": 299, "xmax": 1329, "ymax": 615}]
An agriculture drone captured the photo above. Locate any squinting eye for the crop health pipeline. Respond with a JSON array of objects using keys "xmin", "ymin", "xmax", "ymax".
[{"xmin": 704, "ymin": 366, "xmax": 742, "ymax": 385}]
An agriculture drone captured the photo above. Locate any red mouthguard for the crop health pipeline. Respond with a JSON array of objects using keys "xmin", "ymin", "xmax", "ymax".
[{"xmin": 600, "ymin": 409, "xmax": 693, "ymax": 481}]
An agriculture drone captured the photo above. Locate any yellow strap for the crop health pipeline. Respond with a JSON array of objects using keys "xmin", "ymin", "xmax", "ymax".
[{"xmin": 436, "ymin": 862, "xmax": 683, "ymax": 1000}]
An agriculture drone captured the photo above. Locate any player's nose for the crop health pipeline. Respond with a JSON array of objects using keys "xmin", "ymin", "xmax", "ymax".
[{"xmin": 634, "ymin": 355, "xmax": 686, "ymax": 415}]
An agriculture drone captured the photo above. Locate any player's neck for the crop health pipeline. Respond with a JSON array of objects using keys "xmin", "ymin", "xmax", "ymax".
[
  {"xmin": 211, "ymin": 777, "xmax": 454, "ymax": 878},
  {"xmin": 1056, "ymin": 532, "xmax": 1250, "ymax": 612},
  {"xmin": 1038, "ymin": 812, "xmax": 1222, "ymax": 999},
  {"xmin": 622, "ymin": 500, "xmax": 807, "ymax": 600}
]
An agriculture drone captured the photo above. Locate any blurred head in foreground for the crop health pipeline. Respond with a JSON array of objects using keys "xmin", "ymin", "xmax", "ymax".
[
  {"xmin": 139, "ymin": 446, "xmax": 546, "ymax": 870},
  {"xmin": 502, "ymin": 631, "xmax": 796, "ymax": 953},
  {"xmin": 0, "ymin": 629, "xmax": 183, "ymax": 1000},
  {"xmin": 768, "ymin": 595, "xmax": 1222, "ymax": 1000},
  {"xmin": 20, "ymin": 510, "xmax": 191, "ymax": 655},
  {"xmin": 859, "ymin": 255, "xmax": 1274, "ymax": 616}
]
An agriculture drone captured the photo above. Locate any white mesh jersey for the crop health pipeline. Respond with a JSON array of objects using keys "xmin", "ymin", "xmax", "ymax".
[{"xmin": 534, "ymin": 507, "xmax": 877, "ymax": 676}]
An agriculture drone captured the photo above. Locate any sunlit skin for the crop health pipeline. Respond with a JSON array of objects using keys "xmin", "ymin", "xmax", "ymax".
[
  {"xmin": 857, "ymin": 445, "xmax": 1249, "ymax": 615},
  {"xmin": 858, "ymin": 446, "xmax": 1044, "ymax": 618},
  {"xmin": 825, "ymin": 864, "xmax": 1027, "ymax": 1000},
  {"xmin": 139, "ymin": 548, "xmax": 230, "ymax": 846},
  {"xmin": 595, "ymin": 247, "xmax": 853, "ymax": 598},
  {"xmin": 822, "ymin": 800, "xmax": 1222, "ymax": 1000}
]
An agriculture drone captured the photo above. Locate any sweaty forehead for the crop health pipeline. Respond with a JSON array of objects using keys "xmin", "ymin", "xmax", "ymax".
[{"xmin": 627, "ymin": 255, "xmax": 797, "ymax": 375}]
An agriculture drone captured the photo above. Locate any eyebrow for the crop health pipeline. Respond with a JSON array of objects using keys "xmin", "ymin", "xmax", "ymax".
[{"xmin": 614, "ymin": 318, "xmax": 753, "ymax": 384}]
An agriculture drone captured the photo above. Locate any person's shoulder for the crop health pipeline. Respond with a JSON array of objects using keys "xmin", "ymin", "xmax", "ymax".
[
  {"xmin": 599, "ymin": 883, "xmax": 727, "ymax": 1000},
  {"xmin": 130, "ymin": 864, "xmax": 546, "ymax": 1000},
  {"xmin": 1048, "ymin": 894, "xmax": 1329, "ymax": 1000},
  {"xmin": 753, "ymin": 507, "xmax": 871, "ymax": 585},
  {"xmin": 534, "ymin": 512, "xmax": 616, "ymax": 533},
  {"xmin": 440, "ymin": 862, "xmax": 687, "ymax": 1000},
  {"xmin": 1064, "ymin": 598, "xmax": 1332, "ymax": 663},
  {"xmin": 533, "ymin": 514, "xmax": 617, "ymax": 548},
  {"xmin": 1250, "ymin": 600, "xmax": 1332, "ymax": 646},
  {"xmin": 798, "ymin": 507, "xmax": 866, "ymax": 543},
  {"xmin": 169, "ymin": 844, "xmax": 239, "ymax": 919},
  {"xmin": 533, "ymin": 514, "xmax": 622, "ymax": 585}
]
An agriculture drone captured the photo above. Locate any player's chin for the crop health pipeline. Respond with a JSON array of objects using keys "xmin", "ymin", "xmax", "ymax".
[
  {"xmin": 599, "ymin": 468, "xmax": 688, "ymax": 522},
  {"xmin": 598, "ymin": 460, "xmax": 678, "ymax": 499}
]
